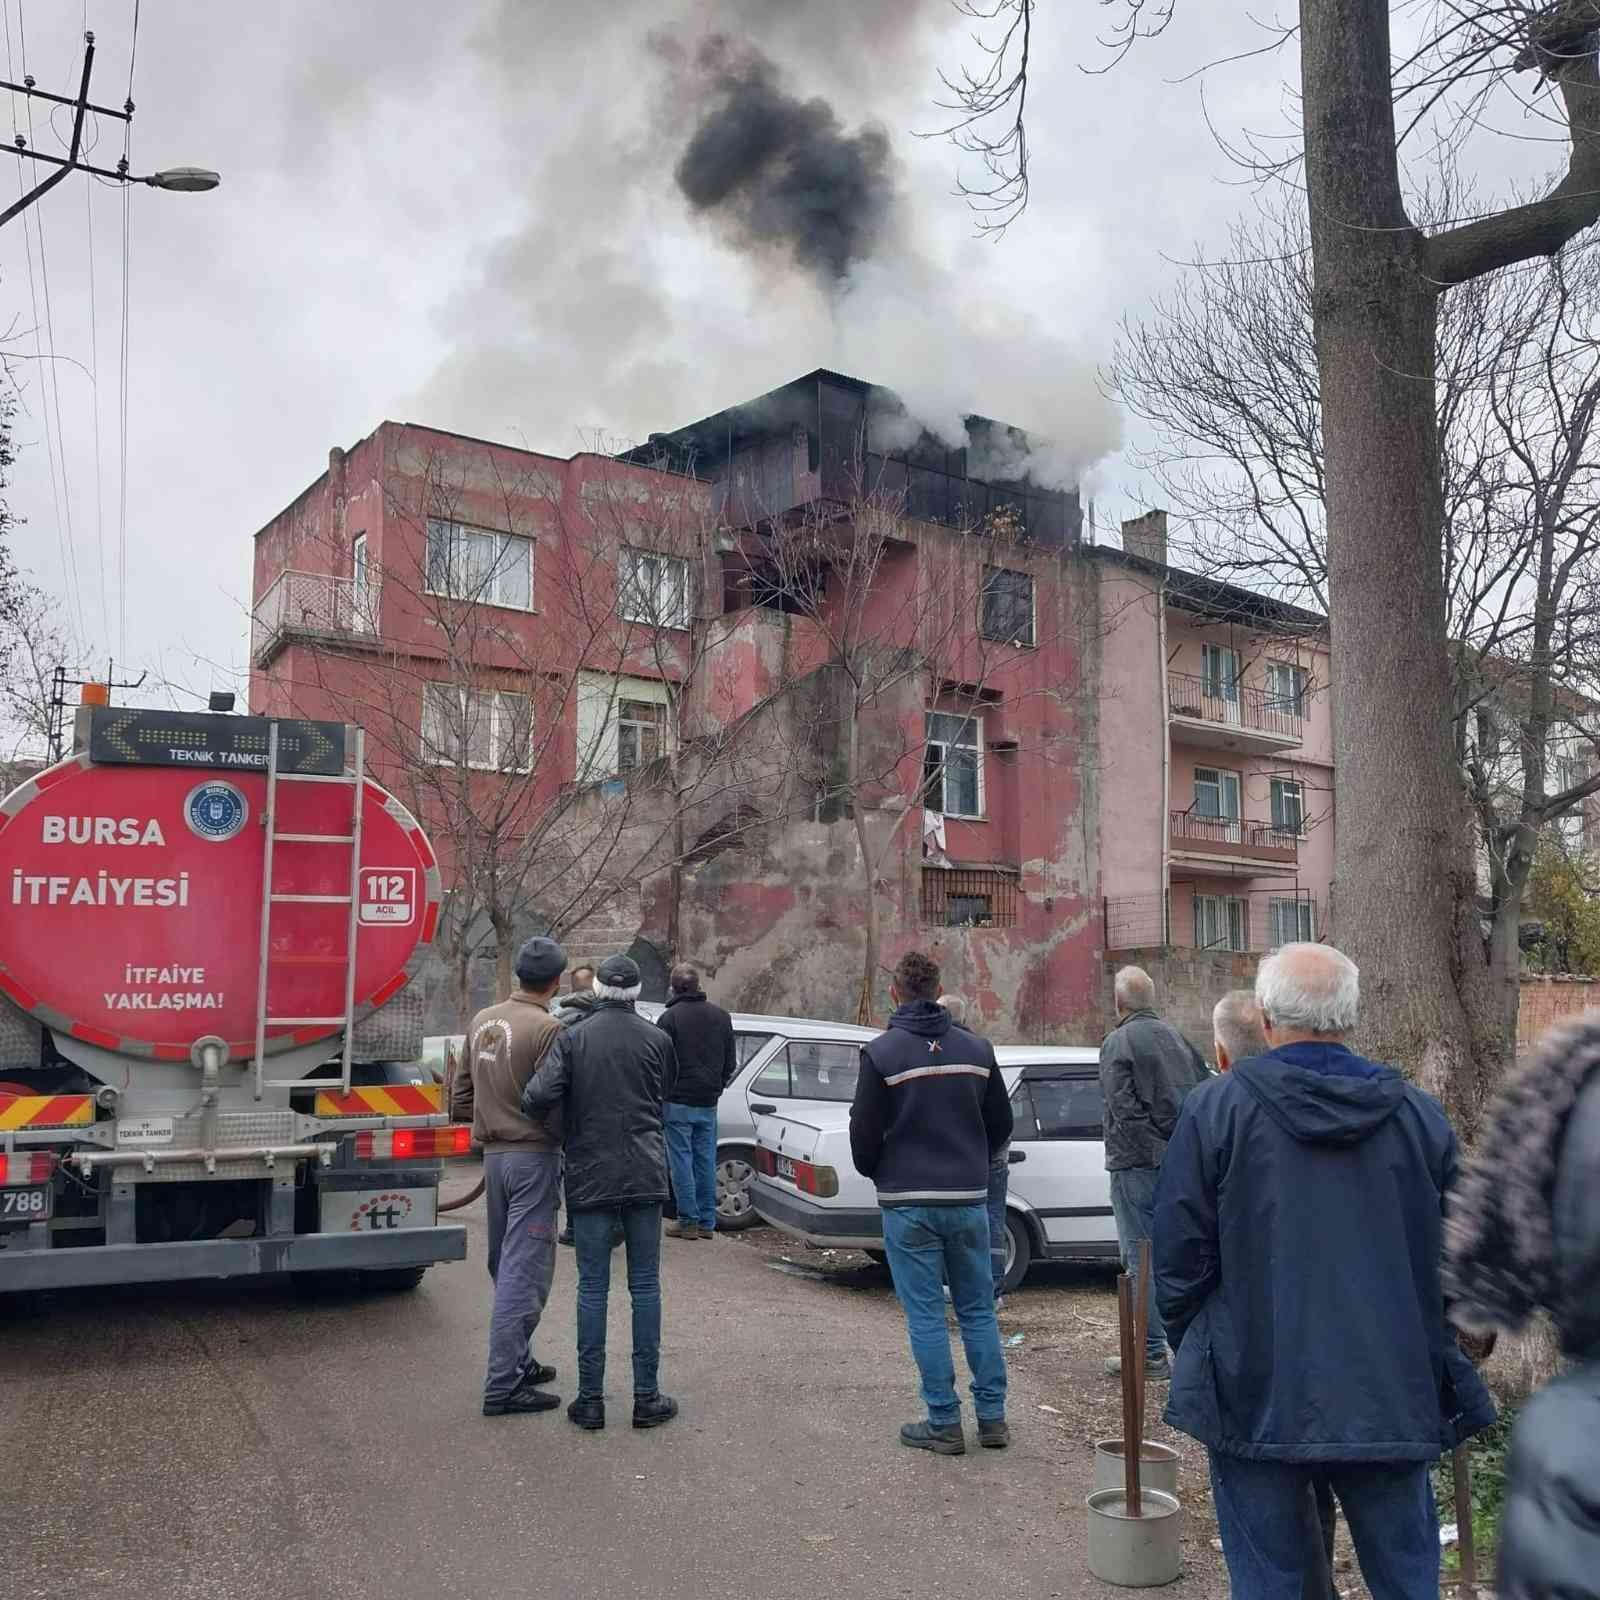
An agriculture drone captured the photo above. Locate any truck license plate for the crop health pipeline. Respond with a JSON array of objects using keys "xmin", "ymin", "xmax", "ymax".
[
  {"xmin": 320, "ymin": 1186, "xmax": 436, "ymax": 1234},
  {"xmin": 0, "ymin": 1184, "xmax": 52, "ymax": 1224}
]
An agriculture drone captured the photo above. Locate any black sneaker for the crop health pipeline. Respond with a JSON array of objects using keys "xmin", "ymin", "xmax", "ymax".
[
  {"xmin": 482, "ymin": 1388, "xmax": 560, "ymax": 1417},
  {"xmin": 514, "ymin": 1361, "xmax": 557, "ymax": 1392},
  {"xmin": 900, "ymin": 1421, "xmax": 966, "ymax": 1456},
  {"xmin": 632, "ymin": 1392, "xmax": 679, "ymax": 1429},
  {"xmin": 978, "ymin": 1418, "xmax": 1011, "ymax": 1449},
  {"xmin": 567, "ymin": 1396, "xmax": 606, "ymax": 1431}
]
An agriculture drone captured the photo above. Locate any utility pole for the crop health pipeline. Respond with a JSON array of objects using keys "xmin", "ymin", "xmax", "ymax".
[
  {"xmin": 1, "ymin": 31, "xmax": 218, "ymax": 230},
  {"xmin": 47, "ymin": 661, "xmax": 147, "ymax": 763}
]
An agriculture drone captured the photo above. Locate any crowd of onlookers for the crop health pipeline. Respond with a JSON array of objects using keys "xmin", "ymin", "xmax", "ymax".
[{"xmin": 449, "ymin": 930, "xmax": 1598, "ymax": 1599}]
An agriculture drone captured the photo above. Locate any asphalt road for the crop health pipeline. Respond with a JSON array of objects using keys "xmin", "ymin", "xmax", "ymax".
[{"xmin": 0, "ymin": 1195, "xmax": 1155, "ymax": 1600}]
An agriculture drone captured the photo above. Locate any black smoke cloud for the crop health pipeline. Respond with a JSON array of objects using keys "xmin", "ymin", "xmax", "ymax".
[{"xmin": 672, "ymin": 37, "xmax": 898, "ymax": 288}]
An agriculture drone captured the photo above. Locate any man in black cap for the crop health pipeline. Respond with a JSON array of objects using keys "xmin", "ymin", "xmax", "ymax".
[
  {"xmin": 453, "ymin": 934, "xmax": 567, "ymax": 1416},
  {"xmin": 522, "ymin": 952, "xmax": 680, "ymax": 1432}
]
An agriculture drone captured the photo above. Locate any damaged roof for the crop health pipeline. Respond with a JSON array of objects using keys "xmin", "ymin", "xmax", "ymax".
[{"xmin": 1094, "ymin": 544, "xmax": 1327, "ymax": 634}]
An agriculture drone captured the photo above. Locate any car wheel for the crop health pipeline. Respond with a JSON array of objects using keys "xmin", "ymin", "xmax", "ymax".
[
  {"xmin": 715, "ymin": 1148, "xmax": 761, "ymax": 1231},
  {"xmin": 363, "ymin": 1266, "xmax": 429, "ymax": 1292},
  {"xmin": 1000, "ymin": 1212, "xmax": 1032, "ymax": 1295}
]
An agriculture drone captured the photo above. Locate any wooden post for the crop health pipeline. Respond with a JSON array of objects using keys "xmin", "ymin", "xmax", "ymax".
[
  {"xmin": 1118, "ymin": 1273, "xmax": 1142, "ymax": 1517},
  {"xmin": 1453, "ymin": 1443, "xmax": 1476, "ymax": 1591}
]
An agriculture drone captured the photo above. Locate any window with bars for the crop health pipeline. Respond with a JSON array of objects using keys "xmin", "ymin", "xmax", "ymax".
[
  {"xmin": 620, "ymin": 547, "xmax": 690, "ymax": 629},
  {"xmin": 421, "ymin": 684, "xmax": 533, "ymax": 772},
  {"xmin": 1266, "ymin": 897, "xmax": 1315, "ymax": 947},
  {"xmin": 424, "ymin": 520, "xmax": 533, "ymax": 610},
  {"xmin": 921, "ymin": 867, "xmax": 1018, "ymax": 928},
  {"xmin": 981, "ymin": 566, "xmax": 1035, "ymax": 647}
]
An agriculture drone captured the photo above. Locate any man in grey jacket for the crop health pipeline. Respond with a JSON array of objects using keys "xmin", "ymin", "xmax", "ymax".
[{"xmin": 1099, "ymin": 965, "xmax": 1208, "ymax": 1380}]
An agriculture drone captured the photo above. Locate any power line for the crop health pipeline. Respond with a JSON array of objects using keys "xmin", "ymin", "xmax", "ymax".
[
  {"xmin": 85, "ymin": 145, "xmax": 108, "ymax": 640},
  {"xmin": 117, "ymin": 0, "xmax": 137, "ymax": 662}
]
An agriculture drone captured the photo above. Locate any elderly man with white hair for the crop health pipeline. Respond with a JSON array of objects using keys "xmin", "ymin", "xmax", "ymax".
[
  {"xmin": 1099, "ymin": 964, "xmax": 1210, "ymax": 1380},
  {"xmin": 1152, "ymin": 943, "xmax": 1496, "ymax": 1600},
  {"xmin": 1211, "ymin": 989, "xmax": 1267, "ymax": 1072}
]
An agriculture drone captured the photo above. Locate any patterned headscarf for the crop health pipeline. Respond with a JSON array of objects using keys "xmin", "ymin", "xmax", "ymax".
[{"xmin": 1444, "ymin": 1012, "xmax": 1600, "ymax": 1343}]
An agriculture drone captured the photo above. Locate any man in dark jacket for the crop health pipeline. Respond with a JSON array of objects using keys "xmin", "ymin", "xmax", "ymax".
[
  {"xmin": 656, "ymin": 964, "xmax": 736, "ymax": 1240},
  {"xmin": 1100, "ymin": 964, "xmax": 1209, "ymax": 1380},
  {"xmin": 1154, "ymin": 942, "xmax": 1495, "ymax": 1599},
  {"xmin": 851, "ymin": 950, "xmax": 1013, "ymax": 1456},
  {"xmin": 521, "ymin": 953, "xmax": 680, "ymax": 1433}
]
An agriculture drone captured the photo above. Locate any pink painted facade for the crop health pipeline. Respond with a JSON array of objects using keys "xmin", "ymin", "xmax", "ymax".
[{"xmin": 1096, "ymin": 540, "xmax": 1335, "ymax": 959}]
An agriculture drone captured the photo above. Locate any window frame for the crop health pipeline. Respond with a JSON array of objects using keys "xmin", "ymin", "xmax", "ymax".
[
  {"xmin": 616, "ymin": 698, "xmax": 669, "ymax": 773},
  {"xmin": 424, "ymin": 520, "xmax": 535, "ymax": 612},
  {"xmin": 980, "ymin": 565, "xmax": 1036, "ymax": 648},
  {"xmin": 1194, "ymin": 892, "xmax": 1249, "ymax": 952},
  {"xmin": 1015, "ymin": 1071, "xmax": 1104, "ymax": 1141},
  {"xmin": 351, "ymin": 532, "xmax": 374, "ymax": 633},
  {"xmin": 1200, "ymin": 643, "xmax": 1241, "ymax": 704},
  {"xmin": 1270, "ymin": 777, "xmax": 1306, "ymax": 836},
  {"xmin": 420, "ymin": 682, "xmax": 534, "ymax": 773},
  {"xmin": 923, "ymin": 710, "xmax": 985, "ymax": 820},
  {"xmin": 1266, "ymin": 896, "xmax": 1316, "ymax": 948},
  {"xmin": 619, "ymin": 546, "xmax": 691, "ymax": 631},
  {"xmin": 1265, "ymin": 659, "xmax": 1307, "ymax": 715},
  {"xmin": 1193, "ymin": 765, "xmax": 1242, "ymax": 822}
]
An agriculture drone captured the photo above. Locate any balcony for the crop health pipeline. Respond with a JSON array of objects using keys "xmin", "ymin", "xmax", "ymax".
[
  {"xmin": 1169, "ymin": 809, "xmax": 1299, "ymax": 875},
  {"xmin": 252, "ymin": 571, "xmax": 380, "ymax": 668},
  {"xmin": 1104, "ymin": 887, "xmax": 1319, "ymax": 953},
  {"xmin": 1168, "ymin": 671, "xmax": 1302, "ymax": 754}
]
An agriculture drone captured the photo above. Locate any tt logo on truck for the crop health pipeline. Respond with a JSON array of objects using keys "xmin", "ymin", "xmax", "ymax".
[{"xmin": 348, "ymin": 1192, "xmax": 414, "ymax": 1232}]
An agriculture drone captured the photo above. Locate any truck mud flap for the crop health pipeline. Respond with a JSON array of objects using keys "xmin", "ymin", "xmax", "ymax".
[{"xmin": 0, "ymin": 1223, "xmax": 467, "ymax": 1292}]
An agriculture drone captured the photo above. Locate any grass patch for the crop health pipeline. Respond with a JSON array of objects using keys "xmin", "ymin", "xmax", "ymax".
[{"xmin": 1433, "ymin": 1407, "xmax": 1519, "ymax": 1574}]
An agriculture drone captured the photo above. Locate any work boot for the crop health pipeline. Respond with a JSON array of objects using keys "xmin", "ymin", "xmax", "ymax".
[
  {"xmin": 567, "ymin": 1396, "xmax": 606, "ymax": 1431},
  {"xmin": 664, "ymin": 1219, "xmax": 694, "ymax": 1239},
  {"xmin": 978, "ymin": 1418, "xmax": 1011, "ymax": 1450},
  {"xmin": 1104, "ymin": 1354, "xmax": 1172, "ymax": 1381},
  {"xmin": 900, "ymin": 1421, "xmax": 966, "ymax": 1456},
  {"xmin": 632, "ymin": 1393, "xmax": 679, "ymax": 1429},
  {"xmin": 482, "ymin": 1388, "xmax": 560, "ymax": 1417},
  {"xmin": 692, "ymin": 1224, "xmax": 714, "ymax": 1239}
]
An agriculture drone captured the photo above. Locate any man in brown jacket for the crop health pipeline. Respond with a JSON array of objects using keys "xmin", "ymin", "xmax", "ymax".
[{"xmin": 451, "ymin": 935, "xmax": 568, "ymax": 1416}]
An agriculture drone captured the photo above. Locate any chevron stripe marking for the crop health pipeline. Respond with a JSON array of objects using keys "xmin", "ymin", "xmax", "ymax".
[{"xmin": 0, "ymin": 1094, "xmax": 95, "ymax": 1129}]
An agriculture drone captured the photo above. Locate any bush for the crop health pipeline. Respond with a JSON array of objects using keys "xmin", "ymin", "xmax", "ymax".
[{"xmin": 1433, "ymin": 1407, "xmax": 1519, "ymax": 1572}]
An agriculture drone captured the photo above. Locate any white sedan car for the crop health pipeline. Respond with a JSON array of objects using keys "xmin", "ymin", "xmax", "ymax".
[{"xmin": 751, "ymin": 1045, "xmax": 1118, "ymax": 1292}]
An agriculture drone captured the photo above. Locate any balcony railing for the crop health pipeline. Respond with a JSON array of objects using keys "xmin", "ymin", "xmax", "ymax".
[
  {"xmin": 1168, "ymin": 671, "xmax": 1303, "ymax": 742},
  {"xmin": 1169, "ymin": 809, "xmax": 1300, "ymax": 865},
  {"xmin": 252, "ymin": 570, "xmax": 378, "ymax": 666},
  {"xmin": 1104, "ymin": 887, "xmax": 1319, "ymax": 953}
]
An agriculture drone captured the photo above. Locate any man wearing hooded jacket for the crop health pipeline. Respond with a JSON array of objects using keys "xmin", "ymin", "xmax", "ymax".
[
  {"xmin": 851, "ymin": 950, "xmax": 1013, "ymax": 1456},
  {"xmin": 1154, "ymin": 942, "xmax": 1494, "ymax": 1599}
]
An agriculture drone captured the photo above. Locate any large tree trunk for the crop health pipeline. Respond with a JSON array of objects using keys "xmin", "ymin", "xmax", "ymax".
[{"xmin": 1302, "ymin": 0, "xmax": 1501, "ymax": 1131}]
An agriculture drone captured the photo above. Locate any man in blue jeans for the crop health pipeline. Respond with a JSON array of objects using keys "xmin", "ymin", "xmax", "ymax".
[
  {"xmin": 522, "ymin": 953, "xmax": 681, "ymax": 1432},
  {"xmin": 656, "ymin": 964, "xmax": 736, "ymax": 1240},
  {"xmin": 1154, "ymin": 943, "xmax": 1495, "ymax": 1598},
  {"xmin": 851, "ymin": 951, "xmax": 1012, "ymax": 1455}
]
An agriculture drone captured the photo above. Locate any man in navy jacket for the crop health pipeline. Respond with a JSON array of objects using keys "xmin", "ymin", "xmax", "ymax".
[
  {"xmin": 851, "ymin": 950, "xmax": 1013, "ymax": 1456},
  {"xmin": 1153, "ymin": 942, "xmax": 1495, "ymax": 1598}
]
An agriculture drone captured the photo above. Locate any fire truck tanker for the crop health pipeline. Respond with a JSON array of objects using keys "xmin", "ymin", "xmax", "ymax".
[{"xmin": 0, "ymin": 699, "xmax": 468, "ymax": 1291}]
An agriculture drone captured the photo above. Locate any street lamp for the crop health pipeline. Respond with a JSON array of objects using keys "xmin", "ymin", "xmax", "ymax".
[{"xmin": 0, "ymin": 33, "xmax": 220, "ymax": 228}]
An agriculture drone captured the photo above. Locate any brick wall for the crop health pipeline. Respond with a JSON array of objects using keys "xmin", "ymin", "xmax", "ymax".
[
  {"xmin": 1517, "ymin": 975, "xmax": 1600, "ymax": 1054},
  {"xmin": 1103, "ymin": 945, "xmax": 1262, "ymax": 1062}
]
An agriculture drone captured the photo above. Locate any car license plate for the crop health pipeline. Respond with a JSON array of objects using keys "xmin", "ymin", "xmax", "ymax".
[
  {"xmin": 776, "ymin": 1155, "xmax": 797, "ymax": 1181},
  {"xmin": 0, "ymin": 1184, "xmax": 52, "ymax": 1224}
]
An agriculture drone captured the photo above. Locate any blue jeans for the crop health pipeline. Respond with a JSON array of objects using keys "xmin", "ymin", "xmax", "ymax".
[
  {"xmin": 482, "ymin": 1150, "xmax": 561, "ymax": 1403},
  {"xmin": 572, "ymin": 1203, "xmax": 663, "ymax": 1400},
  {"xmin": 1109, "ymin": 1165, "xmax": 1168, "ymax": 1361},
  {"xmin": 1209, "ymin": 1453, "xmax": 1438, "ymax": 1600},
  {"xmin": 987, "ymin": 1157, "xmax": 1008, "ymax": 1296},
  {"xmin": 664, "ymin": 1103, "xmax": 719, "ymax": 1232},
  {"xmin": 881, "ymin": 1203, "xmax": 1007, "ymax": 1427}
]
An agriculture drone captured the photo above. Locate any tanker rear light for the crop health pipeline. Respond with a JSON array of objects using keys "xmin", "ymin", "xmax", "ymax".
[
  {"xmin": 353, "ymin": 1126, "xmax": 471, "ymax": 1161},
  {"xmin": 2, "ymin": 1152, "xmax": 56, "ymax": 1185}
]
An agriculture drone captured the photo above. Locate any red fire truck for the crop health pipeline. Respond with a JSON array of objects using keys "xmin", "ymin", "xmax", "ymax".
[{"xmin": 0, "ymin": 696, "xmax": 469, "ymax": 1291}]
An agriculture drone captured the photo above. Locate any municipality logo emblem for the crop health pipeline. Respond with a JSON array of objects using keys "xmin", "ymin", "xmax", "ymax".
[{"xmin": 184, "ymin": 781, "xmax": 247, "ymax": 842}]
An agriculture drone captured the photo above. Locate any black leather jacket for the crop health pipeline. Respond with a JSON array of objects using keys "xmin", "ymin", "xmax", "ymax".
[
  {"xmin": 520, "ymin": 998, "xmax": 678, "ymax": 1212},
  {"xmin": 1497, "ymin": 1072, "xmax": 1600, "ymax": 1598}
]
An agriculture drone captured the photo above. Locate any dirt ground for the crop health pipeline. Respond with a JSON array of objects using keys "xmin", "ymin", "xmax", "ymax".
[{"xmin": 729, "ymin": 1224, "xmax": 1389, "ymax": 1599}]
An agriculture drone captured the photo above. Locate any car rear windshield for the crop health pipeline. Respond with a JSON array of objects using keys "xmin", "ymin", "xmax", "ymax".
[{"xmin": 749, "ymin": 1040, "xmax": 861, "ymax": 1101}]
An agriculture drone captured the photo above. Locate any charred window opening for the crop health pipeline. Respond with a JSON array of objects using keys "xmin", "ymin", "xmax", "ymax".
[{"xmin": 981, "ymin": 567, "xmax": 1035, "ymax": 647}]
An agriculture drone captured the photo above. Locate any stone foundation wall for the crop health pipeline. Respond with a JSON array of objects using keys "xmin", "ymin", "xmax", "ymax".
[{"xmin": 1103, "ymin": 945, "xmax": 1263, "ymax": 1063}]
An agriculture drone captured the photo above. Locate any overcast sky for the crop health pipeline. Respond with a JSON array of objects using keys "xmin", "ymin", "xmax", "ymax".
[{"xmin": 0, "ymin": 2, "xmax": 1562, "ymax": 712}]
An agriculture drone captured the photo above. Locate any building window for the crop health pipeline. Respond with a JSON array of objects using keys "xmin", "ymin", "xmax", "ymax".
[
  {"xmin": 981, "ymin": 566, "xmax": 1035, "ymax": 647},
  {"xmin": 1200, "ymin": 644, "xmax": 1241, "ymax": 709},
  {"xmin": 923, "ymin": 712, "xmax": 984, "ymax": 818},
  {"xmin": 1265, "ymin": 660, "xmax": 1307, "ymax": 715},
  {"xmin": 351, "ymin": 533, "xmax": 374, "ymax": 633},
  {"xmin": 1267, "ymin": 896, "xmax": 1315, "ymax": 948},
  {"xmin": 920, "ymin": 866, "xmax": 1018, "ymax": 928},
  {"xmin": 620, "ymin": 548, "xmax": 690, "ymax": 629},
  {"xmin": 425, "ymin": 521, "xmax": 533, "ymax": 610},
  {"xmin": 1270, "ymin": 777, "xmax": 1305, "ymax": 836},
  {"xmin": 617, "ymin": 700, "xmax": 669, "ymax": 771},
  {"xmin": 1191, "ymin": 766, "xmax": 1242, "ymax": 843},
  {"xmin": 421, "ymin": 684, "xmax": 532, "ymax": 772},
  {"xmin": 1194, "ymin": 894, "xmax": 1248, "ymax": 951}
]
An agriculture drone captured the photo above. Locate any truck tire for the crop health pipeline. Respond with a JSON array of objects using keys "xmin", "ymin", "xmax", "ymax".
[{"xmin": 363, "ymin": 1266, "xmax": 428, "ymax": 1292}]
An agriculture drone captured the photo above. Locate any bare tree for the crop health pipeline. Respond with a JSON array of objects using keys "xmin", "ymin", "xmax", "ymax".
[
  {"xmin": 0, "ymin": 576, "xmax": 72, "ymax": 766},
  {"xmin": 1112, "ymin": 190, "xmax": 1600, "ymax": 1056},
  {"xmin": 946, "ymin": 3, "xmax": 1600, "ymax": 1127}
]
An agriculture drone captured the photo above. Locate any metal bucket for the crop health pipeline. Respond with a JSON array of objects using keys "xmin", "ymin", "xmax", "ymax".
[
  {"xmin": 1093, "ymin": 1438, "xmax": 1181, "ymax": 1497},
  {"xmin": 1085, "ymin": 1488, "xmax": 1183, "ymax": 1588}
]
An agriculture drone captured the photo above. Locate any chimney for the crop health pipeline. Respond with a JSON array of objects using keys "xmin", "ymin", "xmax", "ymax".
[
  {"xmin": 328, "ymin": 445, "xmax": 347, "ymax": 499},
  {"xmin": 1121, "ymin": 509, "xmax": 1169, "ymax": 567}
]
